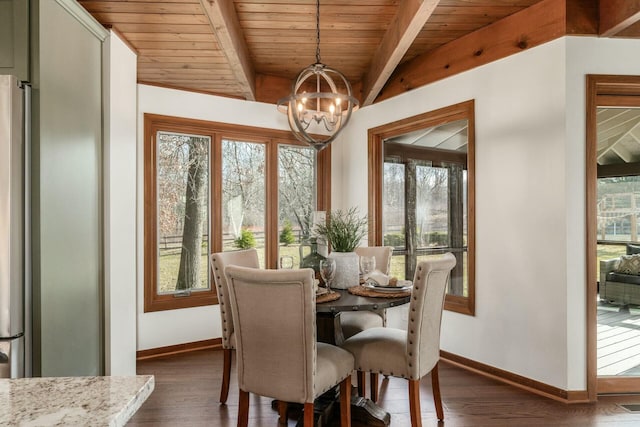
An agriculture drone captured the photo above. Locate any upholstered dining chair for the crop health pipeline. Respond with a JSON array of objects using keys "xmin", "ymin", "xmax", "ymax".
[
  {"xmin": 225, "ymin": 265, "xmax": 354, "ymax": 427},
  {"xmin": 341, "ymin": 253, "xmax": 456, "ymax": 427},
  {"xmin": 340, "ymin": 246, "xmax": 394, "ymax": 339},
  {"xmin": 209, "ymin": 249, "xmax": 259, "ymax": 404}
]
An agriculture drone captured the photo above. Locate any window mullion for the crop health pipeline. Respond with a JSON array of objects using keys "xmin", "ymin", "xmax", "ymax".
[
  {"xmin": 265, "ymin": 140, "xmax": 279, "ymax": 269},
  {"xmin": 211, "ymin": 133, "xmax": 223, "ymax": 254},
  {"xmin": 405, "ymin": 160, "xmax": 417, "ymax": 278},
  {"xmin": 448, "ymin": 163, "xmax": 465, "ymax": 296}
]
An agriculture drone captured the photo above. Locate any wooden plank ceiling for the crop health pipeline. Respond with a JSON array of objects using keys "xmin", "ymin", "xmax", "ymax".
[{"xmin": 77, "ymin": 0, "xmax": 639, "ymax": 105}]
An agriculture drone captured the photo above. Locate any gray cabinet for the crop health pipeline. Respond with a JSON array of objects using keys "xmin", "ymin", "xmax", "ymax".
[
  {"xmin": 0, "ymin": 0, "xmax": 29, "ymax": 81},
  {"xmin": 30, "ymin": 0, "xmax": 108, "ymax": 377}
]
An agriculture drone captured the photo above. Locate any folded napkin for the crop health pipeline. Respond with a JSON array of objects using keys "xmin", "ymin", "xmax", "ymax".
[
  {"xmin": 316, "ymin": 287, "xmax": 329, "ymax": 296},
  {"xmin": 367, "ymin": 270, "xmax": 389, "ymax": 287}
]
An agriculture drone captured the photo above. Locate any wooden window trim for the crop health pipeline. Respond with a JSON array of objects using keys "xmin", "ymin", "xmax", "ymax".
[
  {"xmin": 144, "ymin": 114, "xmax": 330, "ymax": 312},
  {"xmin": 367, "ymin": 100, "xmax": 476, "ymax": 315}
]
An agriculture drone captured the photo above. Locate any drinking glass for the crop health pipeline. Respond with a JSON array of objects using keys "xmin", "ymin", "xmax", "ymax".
[
  {"xmin": 360, "ymin": 255, "xmax": 376, "ymax": 280},
  {"xmin": 279, "ymin": 255, "xmax": 294, "ymax": 269},
  {"xmin": 319, "ymin": 259, "xmax": 336, "ymax": 291}
]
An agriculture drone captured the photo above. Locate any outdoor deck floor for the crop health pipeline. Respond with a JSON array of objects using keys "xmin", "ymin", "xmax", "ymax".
[{"xmin": 598, "ymin": 301, "xmax": 640, "ymax": 376}]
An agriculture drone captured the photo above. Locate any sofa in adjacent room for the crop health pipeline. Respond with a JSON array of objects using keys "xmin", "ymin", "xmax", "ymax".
[{"xmin": 600, "ymin": 244, "xmax": 640, "ymax": 305}]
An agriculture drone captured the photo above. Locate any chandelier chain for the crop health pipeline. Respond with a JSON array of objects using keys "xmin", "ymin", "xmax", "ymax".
[{"xmin": 315, "ymin": 0, "xmax": 321, "ymax": 64}]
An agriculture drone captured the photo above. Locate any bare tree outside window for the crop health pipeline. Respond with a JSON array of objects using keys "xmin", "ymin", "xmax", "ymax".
[
  {"xmin": 383, "ymin": 161, "xmax": 405, "ymax": 250},
  {"xmin": 278, "ymin": 145, "xmax": 316, "ymax": 267},
  {"xmin": 222, "ymin": 140, "xmax": 266, "ymax": 256},
  {"xmin": 157, "ymin": 132, "xmax": 210, "ymax": 293},
  {"xmin": 416, "ymin": 164, "xmax": 449, "ymax": 248},
  {"xmin": 279, "ymin": 145, "xmax": 315, "ymax": 239}
]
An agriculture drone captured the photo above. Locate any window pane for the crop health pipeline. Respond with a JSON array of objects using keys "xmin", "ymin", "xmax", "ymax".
[
  {"xmin": 598, "ymin": 176, "xmax": 640, "ymax": 242},
  {"xmin": 383, "ymin": 162, "xmax": 405, "ymax": 249},
  {"xmin": 156, "ymin": 132, "xmax": 210, "ymax": 295},
  {"xmin": 278, "ymin": 144, "xmax": 316, "ymax": 268},
  {"xmin": 222, "ymin": 139, "xmax": 266, "ymax": 266},
  {"xmin": 416, "ymin": 165, "xmax": 449, "ymax": 249},
  {"xmin": 390, "ymin": 254, "xmax": 406, "ymax": 280}
]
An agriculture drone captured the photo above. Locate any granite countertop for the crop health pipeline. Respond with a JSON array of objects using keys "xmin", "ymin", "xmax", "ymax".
[{"xmin": 0, "ymin": 375, "xmax": 154, "ymax": 426}]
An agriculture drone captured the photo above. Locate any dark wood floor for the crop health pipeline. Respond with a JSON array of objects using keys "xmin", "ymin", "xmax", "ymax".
[{"xmin": 129, "ymin": 348, "xmax": 640, "ymax": 426}]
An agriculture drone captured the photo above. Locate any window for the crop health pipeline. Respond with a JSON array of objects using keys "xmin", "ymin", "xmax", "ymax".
[
  {"xmin": 368, "ymin": 100, "xmax": 475, "ymax": 315},
  {"xmin": 156, "ymin": 131, "xmax": 210, "ymax": 295},
  {"xmin": 221, "ymin": 139, "xmax": 266, "ymax": 262},
  {"xmin": 278, "ymin": 144, "xmax": 318, "ymax": 267},
  {"xmin": 144, "ymin": 114, "xmax": 330, "ymax": 312}
]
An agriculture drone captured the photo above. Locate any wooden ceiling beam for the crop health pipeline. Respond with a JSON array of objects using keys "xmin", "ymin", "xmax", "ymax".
[
  {"xmin": 599, "ymin": 0, "xmax": 640, "ymax": 37},
  {"xmin": 360, "ymin": 0, "xmax": 440, "ymax": 106},
  {"xmin": 255, "ymin": 74, "xmax": 292, "ymax": 105},
  {"xmin": 199, "ymin": 0, "xmax": 256, "ymax": 101},
  {"xmin": 376, "ymin": 0, "xmax": 595, "ymax": 103}
]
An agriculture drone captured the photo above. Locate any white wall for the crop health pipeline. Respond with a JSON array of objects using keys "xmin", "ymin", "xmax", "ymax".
[
  {"xmin": 136, "ymin": 85, "xmax": 291, "ymax": 350},
  {"xmin": 103, "ymin": 30, "xmax": 137, "ymax": 375},
  {"xmin": 336, "ymin": 38, "xmax": 570, "ymax": 389}
]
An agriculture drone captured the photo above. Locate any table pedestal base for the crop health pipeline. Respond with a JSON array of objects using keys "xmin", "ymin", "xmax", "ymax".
[
  {"xmin": 276, "ymin": 386, "xmax": 390, "ymax": 427},
  {"xmin": 350, "ymin": 394, "xmax": 390, "ymax": 426}
]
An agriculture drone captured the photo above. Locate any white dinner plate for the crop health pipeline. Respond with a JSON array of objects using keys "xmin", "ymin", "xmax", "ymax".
[{"xmin": 363, "ymin": 280, "xmax": 413, "ymax": 293}]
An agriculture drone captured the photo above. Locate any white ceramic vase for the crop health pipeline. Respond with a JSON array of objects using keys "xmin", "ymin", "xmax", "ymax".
[{"xmin": 328, "ymin": 251, "xmax": 359, "ymax": 289}]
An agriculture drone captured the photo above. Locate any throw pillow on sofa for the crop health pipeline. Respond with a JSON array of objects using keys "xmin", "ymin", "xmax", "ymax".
[{"xmin": 616, "ymin": 254, "xmax": 640, "ymax": 275}]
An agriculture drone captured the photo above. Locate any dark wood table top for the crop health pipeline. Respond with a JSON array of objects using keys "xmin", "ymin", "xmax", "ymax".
[{"xmin": 315, "ymin": 288, "xmax": 410, "ymax": 313}]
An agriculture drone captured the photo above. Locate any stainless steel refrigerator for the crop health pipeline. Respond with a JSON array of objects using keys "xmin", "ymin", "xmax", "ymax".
[{"xmin": 0, "ymin": 74, "xmax": 30, "ymax": 378}]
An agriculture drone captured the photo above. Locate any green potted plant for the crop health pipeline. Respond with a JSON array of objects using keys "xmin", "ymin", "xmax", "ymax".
[{"xmin": 315, "ymin": 207, "xmax": 367, "ymax": 289}]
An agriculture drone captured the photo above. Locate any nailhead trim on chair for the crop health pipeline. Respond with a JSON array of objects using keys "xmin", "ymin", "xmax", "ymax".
[
  {"xmin": 213, "ymin": 261, "xmax": 231, "ymax": 348},
  {"xmin": 406, "ymin": 266, "xmax": 422, "ymax": 382},
  {"xmin": 317, "ymin": 373, "xmax": 352, "ymax": 396}
]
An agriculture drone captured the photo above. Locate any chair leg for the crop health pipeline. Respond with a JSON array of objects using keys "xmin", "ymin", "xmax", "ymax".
[
  {"xmin": 278, "ymin": 400, "xmax": 288, "ymax": 424},
  {"xmin": 238, "ymin": 389, "xmax": 249, "ymax": 427},
  {"xmin": 408, "ymin": 379, "xmax": 422, "ymax": 427},
  {"xmin": 370, "ymin": 373, "xmax": 379, "ymax": 402},
  {"xmin": 303, "ymin": 402, "xmax": 315, "ymax": 427},
  {"xmin": 357, "ymin": 371, "xmax": 365, "ymax": 397},
  {"xmin": 431, "ymin": 363, "xmax": 444, "ymax": 421},
  {"xmin": 340, "ymin": 377, "xmax": 351, "ymax": 426},
  {"xmin": 220, "ymin": 348, "xmax": 232, "ymax": 403}
]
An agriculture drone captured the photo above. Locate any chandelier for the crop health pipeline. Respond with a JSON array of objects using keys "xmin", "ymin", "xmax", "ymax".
[{"xmin": 277, "ymin": 0, "xmax": 359, "ymax": 151}]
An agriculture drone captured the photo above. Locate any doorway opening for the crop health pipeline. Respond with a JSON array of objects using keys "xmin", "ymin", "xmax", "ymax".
[{"xmin": 587, "ymin": 75, "xmax": 640, "ymax": 395}]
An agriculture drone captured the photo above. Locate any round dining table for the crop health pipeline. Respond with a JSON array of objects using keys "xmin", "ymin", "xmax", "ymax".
[{"xmin": 315, "ymin": 288, "xmax": 410, "ymax": 346}]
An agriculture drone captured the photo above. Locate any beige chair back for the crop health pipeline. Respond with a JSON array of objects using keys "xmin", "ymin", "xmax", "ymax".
[
  {"xmin": 407, "ymin": 253, "xmax": 456, "ymax": 380},
  {"xmin": 210, "ymin": 249, "xmax": 259, "ymax": 350},
  {"xmin": 225, "ymin": 265, "xmax": 317, "ymax": 404},
  {"xmin": 355, "ymin": 246, "xmax": 393, "ymax": 275}
]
